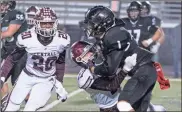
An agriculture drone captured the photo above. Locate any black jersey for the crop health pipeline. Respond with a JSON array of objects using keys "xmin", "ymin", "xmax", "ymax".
[
  {"xmin": 94, "ymin": 25, "xmax": 153, "ymax": 77},
  {"xmin": 122, "ymin": 16, "xmax": 158, "ymax": 50},
  {"xmin": 1, "ymin": 9, "xmax": 28, "ymax": 58},
  {"xmin": 148, "ymin": 15, "xmax": 161, "ymax": 27}
]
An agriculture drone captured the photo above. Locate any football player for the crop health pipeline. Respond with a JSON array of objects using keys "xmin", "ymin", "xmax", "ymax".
[
  {"xmin": 25, "ymin": 6, "xmax": 40, "ymax": 29},
  {"xmin": 82, "ymin": 5, "xmax": 160, "ymax": 111},
  {"xmin": 24, "ymin": 5, "xmax": 40, "ymax": 103},
  {"xmin": 140, "ymin": 1, "xmax": 165, "ymax": 57},
  {"xmin": 122, "ymin": 1, "xmax": 164, "ymax": 54},
  {"xmin": 71, "ymin": 41, "xmax": 127, "ymax": 111},
  {"xmin": 140, "ymin": 1, "xmax": 166, "ymax": 110},
  {"xmin": 0, "ymin": 0, "xmax": 28, "ymax": 106},
  {"xmin": 71, "ymin": 41, "xmax": 166, "ymax": 112},
  {"xmin": 0, "ymin": 7, "xmax": 69, "ymax": 111}
]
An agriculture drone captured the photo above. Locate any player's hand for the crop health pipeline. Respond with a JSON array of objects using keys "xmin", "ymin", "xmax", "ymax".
[
  {"xmin": 142, "ymin": 38, "xmax": 154, "ymax": 47},
  {"xmin": 123, "ymin": 53, "xmax": 137, "ymax": 73},
  {"xmin": 56, "ymin": 87, "xmax": 68, "ymax": 102},
  {"xmin": 94, "ymin": 51, "xmax": 105, "ymax": 66},
  {"xmin": 150, "ymin": 42, "xmax": 160, "ymax": 54},
  {"xmin": 54, "ymin": 79, "xmax": 68, "ymax": 102}
]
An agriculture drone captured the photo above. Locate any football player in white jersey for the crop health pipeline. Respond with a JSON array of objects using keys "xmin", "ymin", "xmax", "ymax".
[
  {"xmin": 70, "ymin": 41, "xmax": 166, "ymax": 112},
  {"xmin": 0, "ymin": 7, "xmax": 70, "ymax": 111},
  {"xmin": 71, "ymin": 41, "xmax": 128, "ymax": 111}
]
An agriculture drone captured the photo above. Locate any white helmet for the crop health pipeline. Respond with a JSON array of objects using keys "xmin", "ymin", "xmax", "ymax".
[{"xmin": 25, "ymin": 6, "xmax": 39, "ymax": 27}]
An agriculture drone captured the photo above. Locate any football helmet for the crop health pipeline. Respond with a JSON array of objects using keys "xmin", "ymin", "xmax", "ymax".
[
  {"xmin": 0, "ymin": 0, "xmax": 16, "ymax": 15},
  {"xmin": 25, "ymin": 6, "xmax": 39, "ymax": 28},
  {"xmin": 84, "ymin": 6, "xmax": 115, "ymax": 39},
  {"xmin": 71, "ymin": 41, "xmax": 97, "ymax": 67},
  {"xmin": 141, "ymin": 1, "xmax": 151, "ymax": 17},
  {"xmin": 34, "ymin": 7, "xmax": 58, "ymax": 42},
  {"xmin": 127, "ymin": 1, "xmax": 142, "ymax": 22}
]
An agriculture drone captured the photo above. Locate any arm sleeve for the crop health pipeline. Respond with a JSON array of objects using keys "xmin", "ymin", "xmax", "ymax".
[
  {"xmin": 55, "ymin": 50, "xmax": 66, "ymax": 83},
  {"xmin": 90, "ymin": 70, "xmax": 127, "ymax": 91},
  {"xmin": 10, "ymin": 11, "xmax": 25, "ymax": 25},
  {"xmin": 94, "ymin": 50, "xmax": 125, "ymax": 76}
]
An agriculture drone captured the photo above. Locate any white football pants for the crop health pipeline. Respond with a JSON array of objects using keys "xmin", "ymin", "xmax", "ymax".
[{"xmin": 5, "ymin": 70, "xmax": 55, "ymax": 111}]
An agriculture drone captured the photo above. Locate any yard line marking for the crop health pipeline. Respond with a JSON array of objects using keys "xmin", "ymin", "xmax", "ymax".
[{"xmin": 38, "ymin": 89, "xmax": 84, "ymax": 111}]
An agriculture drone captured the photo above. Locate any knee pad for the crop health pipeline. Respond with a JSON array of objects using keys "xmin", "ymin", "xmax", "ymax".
[{"xmin": 117, "ymin": 101, "xmax": 133, "ymax": 111}]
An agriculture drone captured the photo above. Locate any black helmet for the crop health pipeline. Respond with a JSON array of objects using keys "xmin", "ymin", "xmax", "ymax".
[
  {"xmin": 141, "ymin": 1, "xmax": 151, "ymax": 17},
  {"xmin": 84, "ymin": 6, "xmax": 115, "ymax": 39},
  {"xmin": 0, "ymin": 1, "xmax": 16, "ymax": 15},
  {"xmin": 127, "ymin": 1, "xmax": 142, "ymax": 22}
]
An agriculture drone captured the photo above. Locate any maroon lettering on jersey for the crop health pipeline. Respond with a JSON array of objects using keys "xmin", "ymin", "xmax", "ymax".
[
  {"xmin": 21, "ymin": 31, "xmax": 32, "ymax": 39},
  {"xmin": 58, "ymin": 30, "xmax": 67, "ymax": 40}
]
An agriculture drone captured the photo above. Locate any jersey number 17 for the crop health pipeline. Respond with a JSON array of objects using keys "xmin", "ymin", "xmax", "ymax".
[{"xmin": 128, "ymin": 29, "xmax": 141, "ymax": 44}]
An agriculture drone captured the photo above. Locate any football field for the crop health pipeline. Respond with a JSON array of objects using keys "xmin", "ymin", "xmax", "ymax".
[{"xmin": 8, "ymin": 74, "xmax": 181, "ymax": 111}]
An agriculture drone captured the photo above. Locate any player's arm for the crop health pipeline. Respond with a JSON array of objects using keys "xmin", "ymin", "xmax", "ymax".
[
  {"xmin": 0, "ymin": 46, "xmax": 26, "ymax": 85},
  {"xmin": 55, "ymin": 50, "xmax": 66, "ymax": 83},
  {"xmin": 0, "ymin": 35, "xmax": 26, "ymax": 86},
  {"xmin": 142, "ymin": 17, "xmax": 163, "ymax": 47},
  {"xmin": 1, "ymin": 11, "xmax": 25, "ymax": 39},
  {"xmin": 144, "ymin": 17, "xmax": 165, "ymax": 53},
  {"xmin": 56, "ymin": 33, "xmax": 70, "ymax": 82},
  {"xmin": 90, "ymin": 29, "xmax": 131, "ymax": 77},
  {"xmin": 90, "ymin": 69, "xmax": 127, "ymax": 91},
  {"xmin": 154, "ymin": 17, "xmax": 165, "ymax": 44}
]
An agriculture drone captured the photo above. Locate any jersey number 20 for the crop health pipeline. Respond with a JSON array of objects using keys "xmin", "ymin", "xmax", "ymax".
[{"xmin": 32, "ymin": 55, "xmax": 57, "ymax": 72}]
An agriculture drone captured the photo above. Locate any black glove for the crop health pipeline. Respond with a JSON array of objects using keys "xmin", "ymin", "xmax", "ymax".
[{"xmin": 94, "ymin": 51, "xmax": 105, "ymax": 66}]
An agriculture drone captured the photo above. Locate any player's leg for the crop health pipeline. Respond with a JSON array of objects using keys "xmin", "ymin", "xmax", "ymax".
[
  {"xmin": 11, "ymin": 54, "xmax": 27, "ymax": 86},
  {"xmin": 117, "ymin": 63, "xmax": 157, "ymax": 111},
  {"xmin": 134, "ymin": 83, "xmax": 155, "ymax": 111},
  {"xmin": 1, "ymin": 59, "xmax": 10, "ymax": 100},
  {"xmin": 23, "ymin": 76, "xmax": 55, "ymax": 111},
  {"xmin": 5, "ymin": 71, "xmax": 33, "ymax": 111}
]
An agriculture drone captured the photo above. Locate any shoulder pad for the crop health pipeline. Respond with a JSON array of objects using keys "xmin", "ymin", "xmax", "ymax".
[
  {"xmin": 103, "ymin": 26, "xmax": 132, "ymax": 51},
  {"xmin": 57, "ymin": 30, "xmax": 69, "ymax": 40},
  {"xmin": 105, "ymin": 26, "xmax": 130, "ymax": 42}
]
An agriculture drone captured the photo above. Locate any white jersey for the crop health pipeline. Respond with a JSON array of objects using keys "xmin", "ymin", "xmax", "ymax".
[
  {"xmin": 16, "ymin": 27, "xmax": 70, "ymax": 77},
  {"xmin": 77, "ymin": 68, "xmax": 121, "ymax": 109}
]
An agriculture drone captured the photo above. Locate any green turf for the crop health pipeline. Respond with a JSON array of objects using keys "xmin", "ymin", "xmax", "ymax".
[
  {"xmin": 6, "ymin": 75, "xmax": 182, "ymax": 111},
  {"xmin": 47, "ymin": 77, "xmax": 181, "ymax": 111}
]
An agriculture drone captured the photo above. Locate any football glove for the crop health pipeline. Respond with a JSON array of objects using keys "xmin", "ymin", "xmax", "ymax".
[
  {"xmin": 54, "ymin": 79, "xmax": 68, "ymax": 102},
  {"xmin": 123, "ymin": 53, "xmax": 137, "ymax": 73}
]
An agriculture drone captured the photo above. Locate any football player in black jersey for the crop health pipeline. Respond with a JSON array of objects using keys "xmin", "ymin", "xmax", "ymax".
[
  {"xmin": 140, "ymin": 1, "xmax": 166, "ymax": 111},
  {"xmin": 141, "ymin": 1, "xmax": 165, "ymax": 57},
  {"xmin": 0, "ymin": 0, "xmax": 28, "ymax": 107},
  {"xmin": 122, "ymin": 1, "xmax": 163, "ymax": 54},
  {"xmin": 82, "ymin": 5, "xmax": 161, "ymax": 111}
]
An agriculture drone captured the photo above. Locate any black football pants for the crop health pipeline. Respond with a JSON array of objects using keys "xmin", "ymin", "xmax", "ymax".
[{"xmin": 118, "ymin": 62, "xmax": 157, "ymax": 111}]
